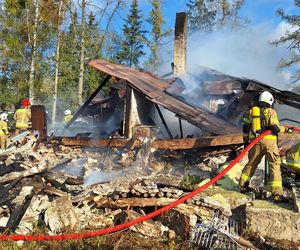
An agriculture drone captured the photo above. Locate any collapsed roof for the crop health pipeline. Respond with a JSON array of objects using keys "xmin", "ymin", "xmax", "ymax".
[
  {"xmin": 88, "ymin": 60, "xmax": 239, "ymax": 135},
  {"xmin": 88, "ymin": 59, "xmax": 300, "ymax": 136}
]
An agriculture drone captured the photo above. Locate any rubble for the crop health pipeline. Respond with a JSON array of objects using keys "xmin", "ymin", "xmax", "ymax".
[{"xmin": 0, "ymin": 129, "xmax": 299, "ymax": 249}]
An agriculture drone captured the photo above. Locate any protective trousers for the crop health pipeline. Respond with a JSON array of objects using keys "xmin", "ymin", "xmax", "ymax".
[
  {"xmin": 0, "ymin": 134, "xmax": 7, "ymax": 149},
  {"xmin": 285, "ymin": 143, "xmax": 300, "ymax": 175},
  {"xmin": 239, "ymin": 138, "xmax": 283, "ymax": 195}
]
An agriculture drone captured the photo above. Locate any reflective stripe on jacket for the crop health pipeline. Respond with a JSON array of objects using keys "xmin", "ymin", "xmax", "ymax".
[
  {"xmin": 243, "ymin": 107, "xmax": 284, "ymax": 141},
  {"xmin": 13, "ymin": 108, "xmax": 31, "ymax": 129},
  {"xmin": 286, "ymin": 143, "xmax": 300, "ymax": 169}
]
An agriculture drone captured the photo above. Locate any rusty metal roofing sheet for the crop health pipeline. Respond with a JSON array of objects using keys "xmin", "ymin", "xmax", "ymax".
[{"xmin": 89, "ymin": 59, "xmax": 240, "ymax": 135}]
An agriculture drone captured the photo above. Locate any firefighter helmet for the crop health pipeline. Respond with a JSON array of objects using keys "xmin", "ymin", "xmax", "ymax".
[
  {"xmin": 21, "ymin": 98, "xmax": 31, "ymax": 107},
  {"xmin": 0, "ymin": 113, "xmax": 8, "ymax": 121},
  {"xmin": 259, "ymin": 91, "xmax": 274, "ymax": 106},
  {"xmin": 64, "ymin": 109, "xmax": 71, "ymax": 116}
]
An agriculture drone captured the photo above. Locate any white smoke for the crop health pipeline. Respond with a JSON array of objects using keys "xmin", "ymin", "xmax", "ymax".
[
  {"xmin": 159, "ymin": 23, "xmax": 293, "ymax": 90},
  {"xmin": 187, "ymin": 26, "xmax": 291, "ymax": 88}
]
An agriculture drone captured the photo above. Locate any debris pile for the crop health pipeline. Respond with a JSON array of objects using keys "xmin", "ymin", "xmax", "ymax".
[
  {"xmin": 0, "ymin": 132, "xmax": 262, "ymax": 248},
  {"xmin": 1, "ymin": 131, "xmax": 300, "ymax": 249}
]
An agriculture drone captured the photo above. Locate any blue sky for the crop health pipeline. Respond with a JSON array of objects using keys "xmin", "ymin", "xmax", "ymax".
[
  {"xmin": 143, "ymin": 0, "xmax": 298, "ymax": 87},
  {"xmin": 92, "ymin": 0, "xmax": 298, "ymax": 87},
  {"xmin": 158, "ymin": 0, "xmax": 297, "ymax": 31}
]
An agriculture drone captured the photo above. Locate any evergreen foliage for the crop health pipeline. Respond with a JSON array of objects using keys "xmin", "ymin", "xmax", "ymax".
[
  {"xmin": 186, "ymin": 0, "xmax": 246, "ymax": 33},
  {"xmin": 272, "ymin": 2, "xmax": 300, "ymax": 83},
  {"xmin": 116, "ymin": 0, "xmax": 147, "ymax": 67},
  {"xmin": 146, "ymin": 0, "xmax": 171, "ymax": 72}
]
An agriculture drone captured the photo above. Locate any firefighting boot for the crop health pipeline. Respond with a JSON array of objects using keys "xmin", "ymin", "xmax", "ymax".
[
  {"xmin": 273, "ymin": 193, "xmax": 290, "ymax": 203},
  {"xmin": 240, "ymin": 186, "xmax": 254, "ymax": 194}
]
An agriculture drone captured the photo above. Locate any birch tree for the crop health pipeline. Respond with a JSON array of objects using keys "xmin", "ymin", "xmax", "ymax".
[
  {"xmin": 52, "ymin": 0, "xmax": 65, "ymax": 121},
  {"xmin": 27, "ymin": 0, "xmax": 39, "ymax": 103}
]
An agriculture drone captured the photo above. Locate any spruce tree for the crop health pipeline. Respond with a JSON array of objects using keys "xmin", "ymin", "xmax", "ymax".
[
  {"xmin": 116, "ymin": 0, "xmax": 147, "ymax": 67},
  {"xmin": 58, "ymin": 12, "xmax": 81, "ymax": 111},
  {"xmin": 272, "ymin": 2, "xmax": 300, "ymax": 82}
]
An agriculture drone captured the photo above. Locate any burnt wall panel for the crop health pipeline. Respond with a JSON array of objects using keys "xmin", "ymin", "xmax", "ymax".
[{"xmin": 31, "ymin": 105, "xmax": 47, "ymax": 139}]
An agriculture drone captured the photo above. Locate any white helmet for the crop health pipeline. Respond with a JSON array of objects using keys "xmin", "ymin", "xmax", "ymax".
[
  {"xmin": 0, "ymin": 113, "xmax": 8, "ymax": 121},
  {"xmin": 64, "ymin": 109, "xmax": 71, "ymax": 116},
  {"xmin": 259, "ymin": 91, "xmax": 274, "ymax": 106}
]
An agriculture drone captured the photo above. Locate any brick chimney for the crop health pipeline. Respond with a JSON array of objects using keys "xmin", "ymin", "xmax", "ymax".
[{"xmin": 173, "ymin": 12, "xmax": 187, "ymax": 75}]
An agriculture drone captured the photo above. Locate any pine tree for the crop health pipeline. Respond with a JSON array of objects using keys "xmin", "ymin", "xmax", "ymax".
[
  {"xmin": 272, "ymin": 3, "xmax": 300, "ymax": 82},
  {"xmin": 146, "ymin": 0, "xmax": 171, "ymax": 72},
  {"xmin": 116, "ymin": 0, "xmax": 147, "ymax": 67}
]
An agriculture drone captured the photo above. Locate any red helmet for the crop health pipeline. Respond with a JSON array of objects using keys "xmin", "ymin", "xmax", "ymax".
[{"xmin": 21, "ymin": 98, "xmax": 31, "ymax": 107}]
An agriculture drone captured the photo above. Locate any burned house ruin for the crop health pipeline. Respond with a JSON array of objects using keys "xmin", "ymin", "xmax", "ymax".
[{"xmin": 1, "ymin": 12, "xmax": 300, "ymax": 249}]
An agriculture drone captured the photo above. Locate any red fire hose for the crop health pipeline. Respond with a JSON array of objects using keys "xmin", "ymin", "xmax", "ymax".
[{"xmin": 1, "ymin": 126, "xmax": 300, "ymax": 241}]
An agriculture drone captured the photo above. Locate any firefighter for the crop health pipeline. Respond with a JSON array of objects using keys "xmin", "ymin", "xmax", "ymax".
[
  {"xmin": 64, "ymin": 109, "xmax": 73, "ymax": 123},
  {"xmin": 13, "ymin": 98, "xmax": 31, "ymax": 135},
  {"xmin": 0, "ymin": 113, "xmax": 9, "ymax": 149},
  {"xmin": 285, "ymin": 142, "xmax": 300, "ymax": 175},
  {"xmin": 239, "ymin": 91, "xmax": 293, "ymax": 202}
]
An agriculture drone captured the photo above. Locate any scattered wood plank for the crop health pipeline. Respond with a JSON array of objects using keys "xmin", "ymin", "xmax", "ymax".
[
  {"xmin": 44, "ymin": 186, "xmax": 67, "ymax": 197},
  {"xmin": 5, "ymin": 187, "xmax": 34, "ymax": 233},
  {"xmin": 0, "ymin": 160, "xmax": 49, "ymax": 184},
  {"xmin": 115, "ymin": 210, "xmax": 163, "ymax": 238}
]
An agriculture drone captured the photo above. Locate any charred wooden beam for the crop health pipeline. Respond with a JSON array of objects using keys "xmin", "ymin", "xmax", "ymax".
[
  {"xmin": 58, "ymin": 133, "xmax": 244, "ymax": 149},
  {"xmin": 42, "ymin": 175, "xmax": 69, "ymax": 192},
  {"xmin": 31, "ymin": 105, "xmax": 47, "ymax": 140},
  {"xmin": 65, "ymin": 75, "xmax": 111, "ymax": 129},
  {"xmin": 0, "ymin": 178, "xmax": 21, "ymax": 199},
  {"xmin": 57, "ymin": 132, "xmax": 300, "ymax": 151},
  {"xmin": 58, "ymin": 138, "xmax": 133, "ymax": 148},
  {"xmin": 155, "ymin": 104, "xmax": 173, "ymax": 139},
  {"xmin": 0, "ymin": 160, "xmax": 48, "ymax": 184},
  {"xmin": 5, "ymin": 191, "xmax": 33, "ymax": 233},
  {"xmin": 179, "ymin": 118, "xmax": 183, "ymax": 138},
  {"xmin": 151, "ymin": 133, "xmax": 244, "ymax": 150}
]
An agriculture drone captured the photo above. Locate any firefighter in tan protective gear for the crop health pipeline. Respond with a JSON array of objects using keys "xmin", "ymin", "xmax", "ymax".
[
  {"xmin": 63, "ymin": 109, "xmax": 73, "ymax": 123},
  {"xmin": 239, "ymin": 91, "xmax": 293, "ymax": 202},
  {"xmin": 13, "ymin": 98, "xmax": 32, "ymax": 135},
  {"xmin": 285, "ymin": 142, "xmax": 300, "ymax": 176},
  {"xmin": 0, "ymin": 113, "xmax": 9, "ymax": 149}
]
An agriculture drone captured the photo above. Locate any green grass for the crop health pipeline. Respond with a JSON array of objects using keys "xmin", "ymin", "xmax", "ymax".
[{"xmin": 0, "ymin": 231, "xmax": 194, "ymax": 250}]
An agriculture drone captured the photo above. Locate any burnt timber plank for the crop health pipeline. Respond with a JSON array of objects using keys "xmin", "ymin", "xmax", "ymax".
[
  {"xmin": 58, "ymin": 132, "xmax": 299, "ymax": 150},
  {"xmin": 0, "ymin": 160, "xmax": 49, "ymax": 184},
  {"xmin": 5, "ymin": 195, "xmax": 33, "ymax": 233},
  {"xmin": 59, "ymin": 134, "xmax": 244, "ymax": 149}
]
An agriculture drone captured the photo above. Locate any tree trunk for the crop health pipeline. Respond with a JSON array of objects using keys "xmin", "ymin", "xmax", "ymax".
[
  {"xmin": 28, "ymin": 0, "xmax": 40, "ymax": 104},
  {"xmin": 52, "ymin": 0, "xmax": 63, "ymax": 122},
  {"xmin": 78, "ymin": 0, "xmax": 86, "ymax": 106}
]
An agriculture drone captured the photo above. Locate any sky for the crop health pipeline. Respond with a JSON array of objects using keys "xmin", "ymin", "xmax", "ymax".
[
  {"xmin": 158, "ymin": 0, "xmax": 299, "ymax": 89},
  {"xmin": 93, "ymin": 0, "xmax": 299, "ymax": 89}
]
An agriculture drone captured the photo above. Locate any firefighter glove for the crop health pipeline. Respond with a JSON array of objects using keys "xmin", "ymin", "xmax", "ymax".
[
  {"xmin": 270, "ymin": 124, "xmax": 280, "ymax": 134},
  {"xmin": 285, "ymin": 127, "xmax": 294, "ymax": 133}
]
